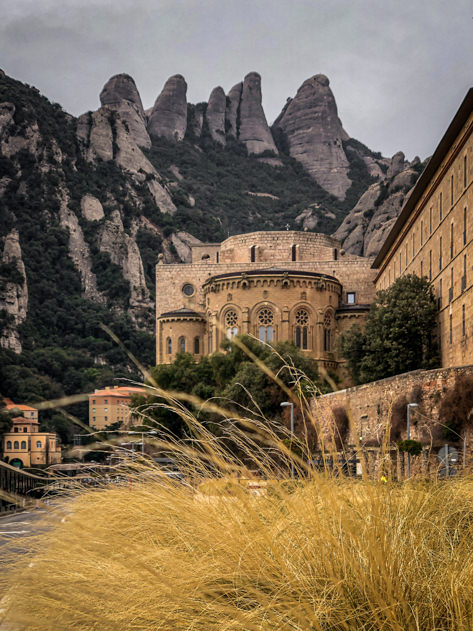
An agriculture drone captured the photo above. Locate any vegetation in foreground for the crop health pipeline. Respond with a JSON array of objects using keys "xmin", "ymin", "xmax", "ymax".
[
  {"xmin": 1, "ymin": 350, "xmax": 473, "ymax": 631},
  {"xmin": 2, "ymin": 465, "xmax": 473, "ymax": 629}
]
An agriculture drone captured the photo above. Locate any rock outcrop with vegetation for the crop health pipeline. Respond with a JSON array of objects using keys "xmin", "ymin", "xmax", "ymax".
[{"xmin": 0, "ymin": 68, "xmax": 423, "ymax": 430}]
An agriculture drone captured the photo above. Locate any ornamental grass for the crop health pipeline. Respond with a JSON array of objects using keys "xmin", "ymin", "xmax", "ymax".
[
  {"xmin": 2, "ymin": 463, "xmax": 473, "ymax": 630},
  {"xmin": 2, "ymin": 341, "xmax": 473, "ymax": 630}
]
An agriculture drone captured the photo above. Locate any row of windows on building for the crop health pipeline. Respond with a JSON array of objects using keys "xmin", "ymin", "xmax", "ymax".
[
  {"xmin": 388, "ymin": 207, "xmax": 469, "ymax": 285},
  {"xmin": 166, "ymin": 336, "xmax": 201, "ymax": 355},
  {"xmin": 448, "ymin": 303, "xmax": 468, "ymax": 344},
  {"xmin": 386, "ymin": 224, "xmax": 469, "ymax": 299},
  {"xmin": 166, "ymin": 308, "xmax": 335, "ymax": 354},
  {"xmin": 249, "ymin": 245, "xmax": 340, "ymax": 262},
  {"xmin": 5, "ymin": 440, "xmax": 44, "ymax": 450}
]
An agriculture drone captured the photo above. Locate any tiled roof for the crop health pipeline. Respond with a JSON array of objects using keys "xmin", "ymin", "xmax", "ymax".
[
  {"xmin": 90, "ymin": 386, "xmax": 147, "ymax": 398},
  {"xmin": 3, "ymin": 400, "xmax": 38, "ymax": 412}
]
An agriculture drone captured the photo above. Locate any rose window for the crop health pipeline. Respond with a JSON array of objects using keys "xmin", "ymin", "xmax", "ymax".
[
  {"xmin": 323, "ymin": 312, "xmax": 332, "ymax": 328},
  {"xmin": 257, "ymin": 308, "xmax": 274, "ymax": 325},
  {"xmin": 225, "ymin": 310, "xmax": 238, "ymax": 327},
  {"xmin": 295, "ymin": 309, "xmax": 309, "ymax": 326}
]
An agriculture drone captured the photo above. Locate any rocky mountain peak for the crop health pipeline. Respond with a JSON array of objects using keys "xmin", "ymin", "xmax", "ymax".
[
  {"xmin": 225, "ymin": 82, "xmax": 242, "ymax": 139},
  {"xmin": 238, "ymin": 72, "xmax": 279, "ymax": 156},
  {"xmin": 98, "ymin": 73, "xmax": 150, "ymax": 149},
  {"xmin": 147, "ymin": 74, "xmax": 188, "ymax": 141},
  {"xmin": 206, "ymin": 86, "xmax": 226, "ymax": 145},
  {"xmin": 99, "ymin": 73, "xmax": 145, "ymax": 112},
  {"xmin": 272, "ymin": 72, "xmax": 351, "ymax": 199}
]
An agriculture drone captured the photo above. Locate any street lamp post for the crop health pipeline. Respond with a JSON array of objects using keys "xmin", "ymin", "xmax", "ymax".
[
  {"xmin": 126, "ymin": 430, "xmax": 157, "ymax": 455},
  {"xmin": 280, "ymin": 402, "xmax": 295, "ymax": 478},
  {"xmin": 406, "ymin": 403, "xmax": 419, "ymax": 478}
]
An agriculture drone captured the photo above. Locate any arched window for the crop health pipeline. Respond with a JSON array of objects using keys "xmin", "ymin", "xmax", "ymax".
[
  {"xmin": 36, "ymin": 441, "xmax": 42, "ymax": 448},
  {"xmin": 294, "ymin": 309, "xmax": 309, "ymax": 350},
  {"xmin": 250, "ymin": 245, "xmax": 256, "ymax": 262},
  {"xmin": 13, "ymin": 441, "xmax": 19, "ymax": 450},
  {"xmin": 179, "ymin": 336, "xmax": 186, "ymax": 353},
  {"xmin": 21, "ymin": 441, "xmax": 27, "ymax": 450},
  {"xmin": 323, "ymin": 311, "xmax": 333, "ymax": 352},
  {"xmin": 166, "ymin": 337, "xmax": 172, "ymax": 355},
  {"xmin": 6, "ymin": 441, "xmax": 11, "ymax": 450},
  {"xmin": 194, "ymin": 336, "xmax": 200, "ymax": 354},
  {"xmin": 257, "ymin": 308, "xmax": 274, "ymax": 343},
  {"xmin": 225, "ymin": 310, "xmax": 239, "ymax": 339},
  {"xmin": 291, "ymin": 245, "xmax": 297, "ymax": 261}
]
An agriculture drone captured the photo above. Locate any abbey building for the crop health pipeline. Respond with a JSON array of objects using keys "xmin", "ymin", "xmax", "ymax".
[
  {"xmin": 373, "ymin": 89, "xmax": 473, "ymax": 368},
  {"xmin": 156, "ymin": 231, "xmax": 376, "ymax": 374}
]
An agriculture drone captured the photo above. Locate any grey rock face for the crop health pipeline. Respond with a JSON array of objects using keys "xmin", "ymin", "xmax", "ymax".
[
  {"xmin": 59, "ymin": 196, "xmax": 103, "ymax": 302},
  {"xmin": 148, "ymin": 74, "xmax": 187, "ymax": 141},
  {"xmin": 333, "ymin": 163, "xmax": 419, "ymax": 257},
  {"xmin": 295, "ymin": 207, "xmax": 319, "ymax": 231},
  {"xmin": 77, "ymin": 108, "xmax": 114, "ymax": 161},
  {"xmin": 100, "ymin": 74, "xmax": 151, "ymax": 149},
  {"xmin": 238, "ymin": 72, "xmax": 279, "ymax": 155},
  {"xmin": 81, "ymin": 194, "xmax": 104, "ymax": 222},
  {"xmin": 99, "ymin": 211, "xmax": 151, "ymax": 308},
  {"xmin": 206, "ymin": 87, "xmax": 226, "ymax": 145},
  {"xmin": 77, "ymin": 107, "xmax": 176, "ymax": 215},
  {"xmin": 0, "ymin": 229, "xmax": 28, "ymax": 353},
  {"xmin": 225, "ymin": 82, "xmax": 242, "ymax": 139},
  {"xmin": 272, "ymin": 74, "xmax": 351, "ymax": 199},
  {"xmin": 100, "ymin": 73, "xmax": 144, "ymax": 110},
  {"xmin": 171, "ymin": 231, "xmax": 202, "ymax": 263},
  {"xmin": 386, "ymin": 151, "xmax": 407, "ymax": 178}
]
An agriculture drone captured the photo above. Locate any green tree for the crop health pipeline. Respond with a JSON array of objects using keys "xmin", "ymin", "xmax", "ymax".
[
  {"xmin": 340, "ymin": 275, "xmax": 439, "ymax": 384},
  {"xmin": 0, "ymin": 401, "xmax": 14, "ymax": 436},
  {"xmin": 141, "ymin": 336, "xmax": 324, "ymax": 437}
]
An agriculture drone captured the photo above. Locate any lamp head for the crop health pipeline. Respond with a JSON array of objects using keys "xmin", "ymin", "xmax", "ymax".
[{"xmin": 280, "ymin": 402, "xmax": 292, "ymax": 408}]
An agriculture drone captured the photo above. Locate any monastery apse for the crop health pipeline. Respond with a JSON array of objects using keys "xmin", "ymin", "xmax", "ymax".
[{"xmin": 155, "ymin": 231, "xmax": 377, "ymax": 373}]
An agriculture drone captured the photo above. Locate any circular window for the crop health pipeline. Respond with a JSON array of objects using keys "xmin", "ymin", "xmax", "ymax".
[
  {"xmin": 257, "ymin": 308, "xmax": 274, "ymax": 325},
  {"xmin": 295, "ymin": 309, "xmax": 309, "ymax": 326},
  {"xmin": 225, "ymin": 310, "xmax": 238, "ymax": 327},
  {"xmin": 323, "ymin": 312, "xmax": 332, "ymax": 328},
  {"xmin": 182, "ymin": 283, "xmax": 194, "ymax": 296}
]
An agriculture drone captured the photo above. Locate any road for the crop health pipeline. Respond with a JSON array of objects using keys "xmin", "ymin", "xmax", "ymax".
[{"xmin": 0, "ymin": 507, "xmax": 61, "ymax": 631}]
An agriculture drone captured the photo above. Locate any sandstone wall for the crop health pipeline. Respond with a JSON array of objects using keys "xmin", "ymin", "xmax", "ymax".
[
  {"xmin": 156, "ymin": 258, "xmax": 376, "ymax": 318},
  {"xmin": 375, "ymin": 110, "xmax": 473, "ymax": 370},
  {"xmin": 316, "ymin": 364, "xmax": 473, "ymax": 450}
]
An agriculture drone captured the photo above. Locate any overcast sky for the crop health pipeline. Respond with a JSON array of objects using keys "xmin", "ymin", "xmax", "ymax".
[{"xmin": 1, "ymin": 0, "xmax": 472, "ymax": 160}]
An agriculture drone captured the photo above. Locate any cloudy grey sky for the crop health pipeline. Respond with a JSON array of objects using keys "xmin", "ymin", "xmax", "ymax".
[{"xmin": 1, "ymin": 0, "xmax": 472, "ymax": 160}]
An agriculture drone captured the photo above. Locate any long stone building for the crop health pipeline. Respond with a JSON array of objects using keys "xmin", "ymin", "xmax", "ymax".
[
  {"xmin": 156, "ymin": 231, "xmax": 376, "ymax": 373},
  {"xmin": 373, "ymin": 89, "xmax": 473, "ymax": 367}
]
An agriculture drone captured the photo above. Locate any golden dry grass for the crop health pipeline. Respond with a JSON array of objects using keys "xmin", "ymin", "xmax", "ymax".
[
  {"xmin": 2, "ymin": 340, "xmax": 472, "ymax": 630},
  {"xmin": 3, "ymin": 466, "xmax": 473, "ymax": 630}
]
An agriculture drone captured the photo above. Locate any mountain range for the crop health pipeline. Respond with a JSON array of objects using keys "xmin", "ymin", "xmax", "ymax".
[{"xmin": 0, "ymin": 67, "xmax": 425, "ymax": 429}]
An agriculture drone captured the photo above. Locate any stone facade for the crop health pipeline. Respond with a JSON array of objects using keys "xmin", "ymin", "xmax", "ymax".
[
  {"xmin": 374, "ymin": 90, "xmax": 473, "ymax": 369},
  {"xmin": 156, "ymin": 231, "xmax": 377, "ymax": 372},
  {"xmin": 314, "ymin": 364, "xmax": 473, "ymax": 477},
  {"xmin": 2, "ymin": 399, "xmax": 61, "ymax": 468},
  {"xmin": 89, "ymin": 386, "xmax": 147, "ymax": 430}
]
